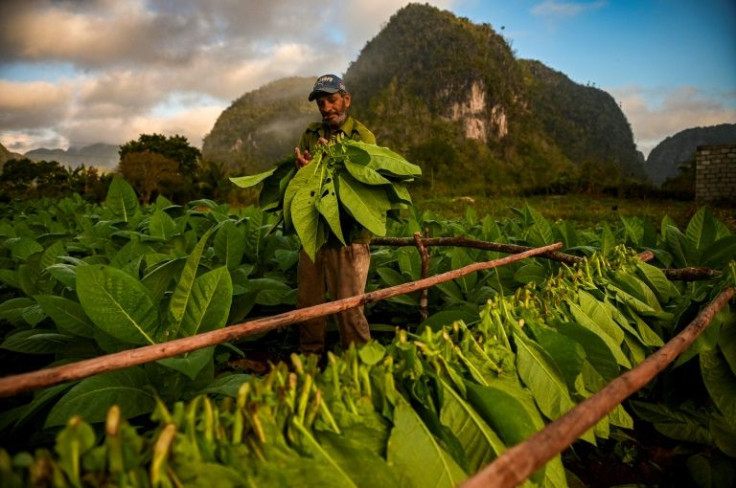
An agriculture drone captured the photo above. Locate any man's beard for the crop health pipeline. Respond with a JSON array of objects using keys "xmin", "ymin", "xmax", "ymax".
[{"xmin": 323, "ymin": 111, "xmax": 347, "ymax": 129}]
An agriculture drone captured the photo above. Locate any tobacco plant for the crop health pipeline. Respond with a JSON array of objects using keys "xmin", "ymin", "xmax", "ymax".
[{"xmin": 1, "ymin": 176, "xmax": 735, "ymax": 485}]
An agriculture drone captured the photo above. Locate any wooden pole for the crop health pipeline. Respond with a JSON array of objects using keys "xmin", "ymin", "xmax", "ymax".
[
  {"xmin": 372, "ymin": 236, "xmax": 582, "ymax": 265},
  {"xmin": 458, "ymin": 286, "xmax": 735, "ymax": 488},
  {"xmin": 0, "ymin": 242, "xmax": 563, "ymax": 398},
  {"xmin": 414, "ymin": 231, "xmax": 430, "ymax": 322},
  {"xmin": 372, "ymin": 237, "xmax": 720, "ymax": 281},
  {"xmin": 662, "ymin": 266, "xmax": 721, "ymax": 281}
]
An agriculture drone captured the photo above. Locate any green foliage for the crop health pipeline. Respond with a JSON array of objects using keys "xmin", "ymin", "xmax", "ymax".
[
  {"xmin": 118, "ymin": 133, "xmax": 202, "ymax": 203},
  {"xmin": 3, "ymin": 235, "xmax": 731, "ymax": 486},
  {"xmin": 520, "ymin": 60, "xmax": 645, "ymax": 182},
  {"xmin": 118, "ymin": 134, "xmax": 200, "ymax": 175},
  {"xmin": 118, "ymin": 150, "xmax": 183, "ymax": 204},
  {"xmin": 0, "ymin": 158, "xmax": 111, "ymax": 201},
  {"xmin": 0, "ymin": 179, "xmax": 300, "ymax": 435},
  {"xmin": 0, "ymin": 183, "xmax": 734, "ymax": 486}
]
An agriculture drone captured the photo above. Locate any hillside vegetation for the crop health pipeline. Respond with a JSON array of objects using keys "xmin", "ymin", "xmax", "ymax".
[
  {"xmin": 202, "ymin": 77, "xmax": 316, "ymax": 173},
  {"xmin": 0, "ymin": 143, "xmax": 24, "ymax": 171},
  {"xmin": 646, "ymin": 123, "xmax": 736, "ymax": 186},
  {"xmin": 203, "ymin": 3, "xmax": 645, "ymax": 196}
]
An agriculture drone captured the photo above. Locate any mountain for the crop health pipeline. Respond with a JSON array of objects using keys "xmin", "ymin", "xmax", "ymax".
[
  {"xmin": 0, "ymin": 142, "xmax": 25, "ymax": 171},
  {"xmin": 645, "ymin": 123, "xmax": 736, "ymax": 186},
  {"xmin": 519, "ymin": 60, "xmax": 645, "ymax": 180},
  {"xmin": 24, "ymin": 143, "xmax": 120, "ymax": 170},
  {"xmin": 202, "ymin": 77, "xmax": 316, "ymax": 172},
  {"xmin": 203, "ymin": 3, "xmax": 645, "ymax": 193}
]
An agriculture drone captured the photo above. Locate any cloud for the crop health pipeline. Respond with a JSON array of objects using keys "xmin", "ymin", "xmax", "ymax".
[
  {"xmin": 611, "ymin": 85, "xmax": 736, "ymax": 157},
  {"xmin": 61, "ymin": 104, "xmax": 225, "ymax": 149},
  {"xmin": 0, "ymin": 0, "xmax": 456, "ymax": 153},
  {"xmin": 0, "ymin": 80, "xmax": 73, "ymax": 129},
  {"xmin": 339, "ymin": 0, "xmax": 454, "ymax": 53},
  {"xmin": 531, "ymin": 1, "xmax": 607, "ymax": 19},
  {"xmin": 0, "ymin": 0, "xmax": 210, "ymax": 67},
  {"xmin": 0, "ymin": 129, "xmax": 68, "ymax": 153}
]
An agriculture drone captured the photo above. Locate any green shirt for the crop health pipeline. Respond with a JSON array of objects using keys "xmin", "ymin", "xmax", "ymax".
[
  {"xmin": 297, "ymin": 116, "xmax": 376, "ymax": 245},
  {"xmin": 297, "ymin": 116, "xmax": 376, "ymax": 152}
]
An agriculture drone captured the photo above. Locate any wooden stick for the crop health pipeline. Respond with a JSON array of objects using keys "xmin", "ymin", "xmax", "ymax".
[
  {"xmin": 372, "ymin": 236, "xmax": 582, "ymax": 265},
  {"xmin": 372, "ymin": 237, "xmax": 721, "ymax": 281},
  {"xmin": 413, "ymin": 231, "xmax": 430, "ymax": 322},
  {"xmin": 662, "ymin": 266, "xmax": 721, "ymax": 281},
  {"xmin": 0, "ymin": 242, "xmax": 563, "ymax": 398},
  {"xmin": 459, "ymin": 286, "xmax": 735, "ymax": 488},
  {"xmin": 637, "ymin": 250, "xmax": 654, "ymax": 262}
]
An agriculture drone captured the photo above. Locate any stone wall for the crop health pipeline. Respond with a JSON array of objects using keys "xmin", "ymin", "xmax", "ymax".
[{"xmin": 695, "ymin": 144, "xmax": 736, "ymax": 203}]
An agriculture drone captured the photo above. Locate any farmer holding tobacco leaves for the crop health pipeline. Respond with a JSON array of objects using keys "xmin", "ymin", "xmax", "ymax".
[
  {"xmin": 230, "ymin": 75, "xmax": 420, "ymax": 358},
  {"xmin": 294, "ymin": 74, "xmax": 376, "ymax": 356}
]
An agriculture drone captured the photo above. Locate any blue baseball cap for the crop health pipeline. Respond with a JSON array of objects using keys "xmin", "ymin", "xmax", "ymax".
[{"xmin": 308, "ymin": 74, "xmax": 347, "ymax": 101}]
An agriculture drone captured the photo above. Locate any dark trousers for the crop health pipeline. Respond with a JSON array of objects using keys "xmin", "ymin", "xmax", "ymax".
[{"xmin": 297, "ymin": 243, "xmax": 371, "ymax": 354}]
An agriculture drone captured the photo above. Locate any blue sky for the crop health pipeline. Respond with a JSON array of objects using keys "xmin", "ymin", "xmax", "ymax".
[
  {"xmin": 0, "ymin": 0, "xmax": 734, "ymax": 158},
  {"xmin": 455, "ymin": 0, "xmax": 736, "ymax": 90}
]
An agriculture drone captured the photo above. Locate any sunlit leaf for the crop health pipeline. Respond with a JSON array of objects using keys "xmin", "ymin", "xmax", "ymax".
[
  {"xmin": 178, "ymin": 266, "xmax": 233, "ymax": 337},
  {"xmin": 168, "ymin": 228, "xmax": 214, "ymax": 337},
  {"xmin": 77, "ymin": 264, "xmax": 161, "ymax": 345},
  {"xmin": 514, "ymin": 331, "xmax": 575, "ymax": 420},
  {"xmin": 387, "ymin": 400, "xmax": 466, "ymax": 488},
  {"xmin": 105, "ymin": 176, "xmax": 140, "ymax": 222},
  {"xmin": 337, "ymin": 173, "xmax": 391, "ymax": 236}
]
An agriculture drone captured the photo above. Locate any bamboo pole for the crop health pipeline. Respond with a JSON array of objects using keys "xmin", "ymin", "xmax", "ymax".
[
  {"xmin": 459, "ymin": 286, "xmax": 735, "ymax": 488},
  {"xmin": 0, "ymin": 242, "xmax": 564, "ymax": 398}
]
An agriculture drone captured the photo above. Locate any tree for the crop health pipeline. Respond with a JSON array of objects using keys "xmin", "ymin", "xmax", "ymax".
[
  {"xmin": 119, "ymin": 134, "xmax": 202, "ymax": 202},
  {"xmin": 118, "ymin": 150, "xmax": 183, "ymax": 204},
  {"xmin": 68, "ymin": 165, "xmax": 112, "ymax": 201},
  {"xmin": 196, "ymin": 159, "xmax": 233, "ymax": 202},
  {"xmin": 0, "ymin": 158, "xmax": 71, "ymax": 199},
  {"xmin": 119, "ymin": 134, "xmax": 200, "ymax": 172}
]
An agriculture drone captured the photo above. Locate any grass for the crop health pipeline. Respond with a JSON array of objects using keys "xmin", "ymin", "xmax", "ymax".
[{"xmin": 414, "ymin": 193, "xmax": 736, "ymax": 231}]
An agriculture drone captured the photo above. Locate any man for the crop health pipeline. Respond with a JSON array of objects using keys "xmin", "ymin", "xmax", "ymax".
[{"xmin": 294, "ymin": 74, "xmax": 375, "ymax": 355}]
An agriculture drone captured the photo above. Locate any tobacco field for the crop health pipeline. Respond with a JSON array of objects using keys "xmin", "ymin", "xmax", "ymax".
[{"xmin": 0, "ymin": 176, "xmax": 735, "ymax": 487}]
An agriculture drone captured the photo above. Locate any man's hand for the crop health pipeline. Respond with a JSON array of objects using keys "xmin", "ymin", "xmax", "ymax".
[
  {"xmin": 295, "ymin": 147, "xmax": 311, "ymax": 169},
  {"xmin": 295, "ymin": 137, "xmax": 329, "ymax": 169}
]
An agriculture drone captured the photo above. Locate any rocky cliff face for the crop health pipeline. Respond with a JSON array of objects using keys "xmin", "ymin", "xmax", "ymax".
[
  {"xmin": 447, "ymin": 81, "xmax": 509, "ymax": 142},
  {"xmin": 344, "ymin": 3, "xmax": 523, "ymax": 152}
]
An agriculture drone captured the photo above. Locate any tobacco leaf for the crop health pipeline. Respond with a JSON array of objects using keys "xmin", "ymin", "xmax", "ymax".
[
  {"xmin": 387, "ymin": 399, "xmax": 467, "ymax": 488},
  {"xmin": 316, "ymin": 172, "xmax": 346, "ymax": 246},
  {"xmin": 77, "ymin": 264, "xmax": 161, "ymax": 345},
  {"xmin": 291, "ymin": 182, "xmax": 324, "ymax": 262},
  {"xmin": 336, "ymin": 172, "xmax": 391, "ymax": 236},
  {"xmin": 436, "ymin": 377, "xmax": 505, "ymax": 473}
]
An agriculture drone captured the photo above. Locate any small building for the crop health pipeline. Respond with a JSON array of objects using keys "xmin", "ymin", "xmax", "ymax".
[{"xmin": 695, "ymin": 144, "xmax": 736, "ymax": 204}]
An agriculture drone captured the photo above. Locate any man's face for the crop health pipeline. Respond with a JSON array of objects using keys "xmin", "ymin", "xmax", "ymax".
[{"xmin": 316, "ymin": 92, "xmax": 351, "ymax": 130}]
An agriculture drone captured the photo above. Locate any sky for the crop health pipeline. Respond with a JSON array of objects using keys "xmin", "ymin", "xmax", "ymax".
[{"xmin": 0, "ymin": 0, "xmax": 734, "ymax": 159}]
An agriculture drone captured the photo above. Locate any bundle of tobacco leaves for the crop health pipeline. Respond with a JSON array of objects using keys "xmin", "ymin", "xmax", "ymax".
[{"xmin": 230, "ymin": 140, "xmax": 421, "ymax": 260}]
